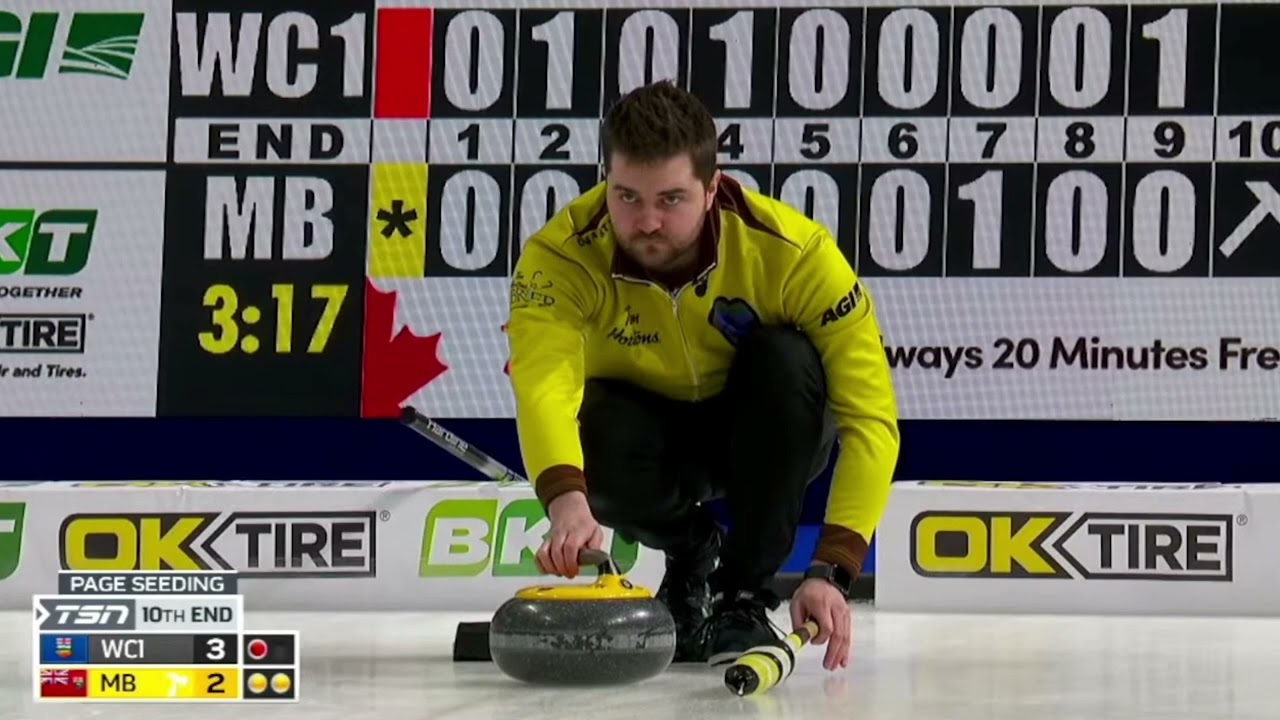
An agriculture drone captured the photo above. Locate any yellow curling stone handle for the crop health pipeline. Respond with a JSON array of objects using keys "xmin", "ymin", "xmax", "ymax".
[{"xmin": 514, "ymin": 548, "xmax": 654, "ymax": 600}]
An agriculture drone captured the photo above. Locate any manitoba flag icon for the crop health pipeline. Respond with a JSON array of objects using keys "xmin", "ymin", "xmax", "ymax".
[{"xmin": 39, "ymin": 668, "xmax": 88, "ymax": 698}]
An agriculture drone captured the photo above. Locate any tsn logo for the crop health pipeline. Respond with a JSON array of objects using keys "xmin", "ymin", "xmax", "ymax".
[
  {"xmin": 53, "ymin": 603, "xmax": 129, "ymax": 625},
  {"xmin": 36, "ymin": 598, "xmax": 134, "ymax": 631}
]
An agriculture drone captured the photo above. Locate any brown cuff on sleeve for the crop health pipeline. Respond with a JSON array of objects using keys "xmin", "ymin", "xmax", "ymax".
[
  {"xmin": 533, "ymin": 464, "xmax": 588, "ymax": 509},
  {"xmin": 811, "ymin": 523, "xmax": 869, "ymax": 580}
]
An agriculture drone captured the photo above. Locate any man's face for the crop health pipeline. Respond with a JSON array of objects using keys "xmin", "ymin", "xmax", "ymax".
[{"xmin": 606, "ymin": 151, "xmax": 718, "ymax": 274}]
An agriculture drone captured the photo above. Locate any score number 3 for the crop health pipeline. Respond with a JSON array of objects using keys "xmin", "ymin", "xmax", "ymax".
[{"xmin": 199, "ymin": 284, "xmax": 348, "ymax": 355}]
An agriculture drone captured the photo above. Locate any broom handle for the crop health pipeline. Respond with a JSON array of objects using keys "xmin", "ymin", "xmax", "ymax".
[{"xmin": 399, "ymin": 406, "xmax": 528, "ymax": 486}]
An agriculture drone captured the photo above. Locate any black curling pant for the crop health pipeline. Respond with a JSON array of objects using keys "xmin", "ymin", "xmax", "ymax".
[{"xmin": 578, "ymin": 325, "xmax": 837, "ymax": 593}]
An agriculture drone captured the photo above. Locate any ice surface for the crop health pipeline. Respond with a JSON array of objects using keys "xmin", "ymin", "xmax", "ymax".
[{"xmin": 5, "ymin": 602, "xmax": 1280, "ymax": 720}]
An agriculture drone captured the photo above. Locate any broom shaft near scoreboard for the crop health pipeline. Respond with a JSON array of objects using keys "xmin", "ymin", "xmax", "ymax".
[
  {"xmin": 400, "ymin": 404, "xmax": 524, "ymax": 662},
  {"xmin": 399, "ymin": 406, "xmax": 528, "ymax": 486}
]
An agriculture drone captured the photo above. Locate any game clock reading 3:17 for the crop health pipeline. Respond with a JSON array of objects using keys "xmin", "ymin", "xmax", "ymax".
[{"xmin": 421, "ymin": 2, "xmax": 1280, "ymax": 280}]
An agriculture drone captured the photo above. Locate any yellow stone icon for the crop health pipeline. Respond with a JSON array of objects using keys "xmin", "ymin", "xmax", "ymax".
[
  {"xmin": 247, "ymin": 673, "xmax": 268, "ymax": 694},
  {"xmin": 271, "ymin": 673, "xmax": 292, "ymax": 695}
]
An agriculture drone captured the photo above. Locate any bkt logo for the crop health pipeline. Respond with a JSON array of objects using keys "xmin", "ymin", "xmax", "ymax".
[
  {"xmin": 35, "ymin": 598, "xmax": 135, "ymax": 631},
  {"xmin": 0, "ymin": 209, "xmax": 96, "ymax": 276},
  {"xmin": 910, "ymin": 511, "xmax": 1236, "ymax": 581},
  {"xmin": 420, "ymin": 498, "xmax": 640, "ymax": 577},
  {"xmin": 0, "ymin": 12, "xmax": 145, "ymax": 80},
  {"xmin": 59, "ymin": 512, "xmax": 379, "ymax": 578}
]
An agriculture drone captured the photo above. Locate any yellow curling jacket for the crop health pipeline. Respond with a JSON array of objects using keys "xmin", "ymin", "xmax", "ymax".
[{"xmin": 506, "ymin": 175, "xmax": 899, "ymax": 578}]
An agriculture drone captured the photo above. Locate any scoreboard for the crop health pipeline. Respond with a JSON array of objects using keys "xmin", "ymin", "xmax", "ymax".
[
  {"xmin": 362, "ymin": 1, "xmax": 1280, "ymax": 280},
  {"xmin": 6, "ymin": 0, "xmax": 1274, "ymax": 420},
  {"xmin": 353, "ymin": 0, "xmax": 1280, "ymax": 422},
  {"xmin": 32, "ymin": 572, "xmax": 299, "ymax": 702}
]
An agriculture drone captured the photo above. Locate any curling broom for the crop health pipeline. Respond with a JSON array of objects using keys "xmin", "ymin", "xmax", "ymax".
[
  {"xmin": 723, "ymin": 620, "xmax": 821, "ymax": 697},
  {"xmin": 399, "ymin": 406, "xmax": 527, "ymax": 486},
  {"xmin": 398, "ymin": 405, "xmax": 530, "ymax": 662}
]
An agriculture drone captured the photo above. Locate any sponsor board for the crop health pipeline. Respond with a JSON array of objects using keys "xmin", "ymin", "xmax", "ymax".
[
  {"xmin": 59, "ymin": 512, "xmax": 380, "ymax": 578},
  {"xmin": 875, "ymin": 482, "xmax": 1270, "ymax": 615},
  {"xmin": 910, "ymin": 511, "xmax": 1236, "ymax": 581},
  {"xmin": 0, "ymin": 482, "xmax": 670, "ymax": 611},
  {"xmin": 0, "ymin": 172, "xmax": 165, "ymax": 416}
]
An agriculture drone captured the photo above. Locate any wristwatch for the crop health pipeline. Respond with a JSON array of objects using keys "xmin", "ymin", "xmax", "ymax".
[{"xmin": 804, "ymin": 563, "xmax": 854, "ymax": 598}]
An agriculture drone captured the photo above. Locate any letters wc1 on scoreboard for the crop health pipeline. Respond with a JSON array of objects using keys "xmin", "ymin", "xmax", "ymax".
[{"xmin": 33, "ymin": 571, "xmax": 301, "ymax": 703}]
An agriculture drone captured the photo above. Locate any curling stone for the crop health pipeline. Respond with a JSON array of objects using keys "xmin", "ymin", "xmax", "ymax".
[{"xmin": 488, "ymin": 548, "xmax": 676, "ymax": 686}]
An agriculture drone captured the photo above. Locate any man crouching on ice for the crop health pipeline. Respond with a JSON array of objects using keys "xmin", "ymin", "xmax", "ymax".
[{"xmin": 505, "ymin": 80, "xmax": 900, "ymax": 672}]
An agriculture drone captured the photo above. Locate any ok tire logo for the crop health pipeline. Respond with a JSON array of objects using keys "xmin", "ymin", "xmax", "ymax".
[
  {"xmin": 910, "ymin": 511, "xmax": 1235, "ymax": 581},
  {"xmin": 0, "ymin": 503, "xmax": 25, "ymax": 580},
  {"xmin": 59, "ymin": 511, "xmax": 378, "ymax": 578}
]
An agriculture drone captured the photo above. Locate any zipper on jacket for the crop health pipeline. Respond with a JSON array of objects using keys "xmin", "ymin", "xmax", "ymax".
[{"xmin": 669, "ymin": 291, "xmax": 701, "ymax": 400}]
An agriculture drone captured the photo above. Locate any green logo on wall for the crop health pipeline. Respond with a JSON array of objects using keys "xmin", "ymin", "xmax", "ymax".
[
  {"xmin": 0, "ymin": 12, "xmax": 145, "ymax": 80},
  {"xmin": 420, "ymin": 498, "xmax": 639, "ymax": 577},
  {"xmin": 0, "ymin": 503, "xmax": 27, "ymax": 580}
]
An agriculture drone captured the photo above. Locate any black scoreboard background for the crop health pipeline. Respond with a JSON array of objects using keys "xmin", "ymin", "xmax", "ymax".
[{"xmin": 156, "ymin": 0, "xmax": 373, "ymax": 415}]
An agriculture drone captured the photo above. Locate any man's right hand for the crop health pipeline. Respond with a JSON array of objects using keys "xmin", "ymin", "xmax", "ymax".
[{"xmin": 536, "ymin": 490, "xmax": 605, "ymax": 578}]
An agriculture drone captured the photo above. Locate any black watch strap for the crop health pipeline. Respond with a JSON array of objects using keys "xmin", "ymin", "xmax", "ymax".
[{"xmin": 804, "ymin": 563, "xmax": 854, "ymax": 597}]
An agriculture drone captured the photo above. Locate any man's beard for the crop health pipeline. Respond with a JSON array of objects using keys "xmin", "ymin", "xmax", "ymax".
[{"xmin": 625, "ymin": 232, "xmax": 697, "ymax": 271}]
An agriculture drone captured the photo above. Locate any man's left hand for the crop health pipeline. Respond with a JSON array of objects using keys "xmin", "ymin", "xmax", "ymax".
[{"xmin": 789, "ymin": 576, "xmax": 852, "ymax": 671}]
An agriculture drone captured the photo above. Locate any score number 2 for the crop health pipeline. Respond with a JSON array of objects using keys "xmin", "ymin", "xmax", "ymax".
[{"xmin": 199, "ymin": 284, "xmax": 348, "ymax": 355}]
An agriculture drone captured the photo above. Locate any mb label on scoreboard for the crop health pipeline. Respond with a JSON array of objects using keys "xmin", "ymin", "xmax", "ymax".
[{"xmin": 32, "ymin": 571, "xmax": 300, "ymax": 703}]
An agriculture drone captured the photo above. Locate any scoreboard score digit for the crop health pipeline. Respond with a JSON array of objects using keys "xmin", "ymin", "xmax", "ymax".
[
  {"xmin": 388, "ymin": 2, "xmax": 1280, "ymax": 280},
  {"xmin": 33, "ymin": 572, "xmax": 300, "ymax": 703}
]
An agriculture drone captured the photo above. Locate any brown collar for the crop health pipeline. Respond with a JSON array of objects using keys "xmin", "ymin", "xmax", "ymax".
[{"xmin": 611, "ymin": 180, "xmax": 735, "ymax": 289}]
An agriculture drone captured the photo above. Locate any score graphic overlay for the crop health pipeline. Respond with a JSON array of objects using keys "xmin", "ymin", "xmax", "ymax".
[
  {"xmin": 370, "ymin": 3, "xmax": 1280, "ymax": 423},
  {"xmin": 32, "ymin": 572, "xmax": 299, "ymax": 703}
]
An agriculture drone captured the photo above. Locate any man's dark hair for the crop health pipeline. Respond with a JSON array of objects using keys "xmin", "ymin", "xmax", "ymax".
[{"xmin": 601, "ymin": 80, "xmax": 718, "ymax": 187}]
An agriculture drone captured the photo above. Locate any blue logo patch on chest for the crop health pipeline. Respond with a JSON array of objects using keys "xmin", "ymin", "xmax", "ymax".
[{"xmin": 708, "ymin": 297, "xmax": 761, "ymax": 346}]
